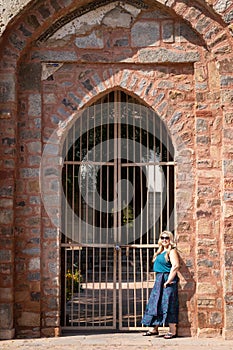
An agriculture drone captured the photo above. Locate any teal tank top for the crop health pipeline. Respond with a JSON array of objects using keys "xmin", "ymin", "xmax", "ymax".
[{"xmin": 153, "ymin": 250, "xmax": 172, "ymax": 273}]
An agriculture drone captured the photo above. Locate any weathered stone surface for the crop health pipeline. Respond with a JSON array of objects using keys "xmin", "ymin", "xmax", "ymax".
[
  {"xmin": 28, "ymin": 94, "xmax": 41, "ymax": 117},
  {"xmin": 138, "ymin": 48, "xmax": 200, "ymax": 62},
  {"xmin": 214, "ymin": 0, "xmax": 232, "ymax": 14},
  {"xmin": 19, "ymin": 63, "xmax": 41, "ymax": 91},
  {"xmin": 225, "ymin": 304, "xmax": 233, "ymax": 327},
  {"xmin": 0, "ymin": 75, "xmax": 15, "ymax": 103},
  {"xmin": 75, "ymin": 31, "xmax": 104, "ymax": 49},
  {"xmin": 225, "ymin": 250, "xmax": 233, "ymax": 266},
  {"xmin": 198, "ymin": 327, "xmax": 222, "ymax": 337},
  {"xmin": 102, "ymin": 6, "xmax": 133, "ymax": 28},
  {"xmin": 31, "ymin": 51, "xmax": 78, "ymax": 61},
  {"xmin": 28, "ymin": 257, "xmax": 40, "ymax": 270},
  {"xmin": 197, "ymin": 283, "xmax": 218, "ymax": 294},
  {"xmin": 0, "ymin": 304, "xmax": 13, "ymax": 329},
  {"xmin": 132, "ymin": 22, "xmax": 160, "ymax": 47},
  {"xmin": 17, "ymin": 312, "xmax": 40, "ymax": 327},
  {"xmin": 0, "ymin": 211, "xmax": 13, "ymax": 225}
]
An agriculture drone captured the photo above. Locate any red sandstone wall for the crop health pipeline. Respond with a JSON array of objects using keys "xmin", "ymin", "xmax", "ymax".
[{"xmin": 0, "ymin": 0, "xmax": 233, "ymax": 340}]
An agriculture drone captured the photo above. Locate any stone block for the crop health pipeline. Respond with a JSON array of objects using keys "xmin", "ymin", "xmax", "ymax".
[
  {"xmin": 0, "ymin": 74, "xmax": 15, "ymax": 103},
  {"xmin": 0, "ymin": 304, "xmax": 13, "ymax": 328},
  {"xmin": 0, "ymin": 328, "xmax": 15, "ymax": 340},
  {"xmin": 225, "ymin": 304, "xmax": 233, "ymax": 329},
  {"xmin": 225, "ymin": 250, "xmax": 233, "ymax": 267},
  {"xmin": 104, "ymin": 6, "xmax": 134, "ymax": 28},
  {"xmin": 0, "ymin": 288, "xmax": 13, "ymax": 302},
  {"xmin": 162, "ymin": 20, "xmax": 174, "ymax": 43},
  {"xmin": 29, "ymin": 257, "xmax": 40, "ymax": 270},
  {"xmin": 138, "ymin": 48, "xmax": 200, "ymax": 63},
  {"xmin": 223, "ymin": 328, "xmax": 233, "ymax": 340},
  {"xmin": 0, "ymin": 209, "xmax": 13, "ymax": 225},
  {"xmin": 32, "ymin": 50, "xmax": 78, "ymax": 61},
  {"xmin": 225, "ymin": 112, "xmax": 233, "ymax": 125},
  {"xmin": 210, "ymin": 312, "xmax": 222, "ymax": 325},
  {"xmin": 197, "ymin": 219, "xmax": 212, "ymax": 235},
  {"xmin": 225, "ymin": 270, "xmax": 233, "ymax": 293},
  {"xmin": 19, "ymin": 63, "xmax": 41, "ymax": 91},
  {"xmin": 197, "ymin": 282, "xmax": 218, "ymax": 294},
  {"xmin": 29, "ymin": 94, "xmax": 41, "ymax": 117},
  {"xmin": 41, "ymin": 327, "xmax": 60, "ymax": 337},
  {"xmin": 27, "ymin": 180, "xmax": 40, "ymax": 193},
  {"xmin": 17, "ymin": 312, "xmax": 40, "ymax": 327},
  {"xmin": 224, "ymin": 204, "xmax": 233, "ymax": 218},
  {"xmin": 75, "ymin": 31, "xmax": 104, "ymax": 49},
  {"xmin": 0, "ymin": 250, "xmax": 12, "ymax": 262},
  {"xmin": 213, "ymin": 1, "xmax": 232, "ymax": 14},
  {"xmin": 27, "ymin": 272, "xmax": 40, "ymax": 281},
  {"xmin": 0, "ymin": 198, "xmax": 13, "ymax": 208},
  {"xmin": 20, "ymin": 168, "xmax": 40, "ymax": 178},
  {"xmin": 27, "ymin": 141, "xmax": 41, "ymax": 154},
  {"xmin": 132, "ymin": 22, "xmax": 160, "ymax": 47},
  {"xmin": 196, "ymin": 118, "xmax": 208, "ymax": 132},
  {"xmin": 197, "ymin": 297, "xmax": 216, "ymax": 308},
  {"xmin": 15, "ymin": 291, "xmax": 30, "ymax": 303},
  {"xmin": 198, "ymin": 311, "xmax": 207, "ymax": 327},
  {"xmin": 196, "ymin": 16, "xmax": 212, "ymax": 35},
  {"xmin": 197, "ymin": 327, "xmax": 222, "ymax": 337}
]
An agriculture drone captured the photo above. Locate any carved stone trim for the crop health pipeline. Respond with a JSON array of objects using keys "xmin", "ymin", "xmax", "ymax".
[{"xmin": 37, "ymin": 0, "xmax": 148, "ymax": 43}]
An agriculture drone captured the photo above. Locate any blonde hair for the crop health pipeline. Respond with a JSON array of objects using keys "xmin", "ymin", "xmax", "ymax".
[{"xmin": 152, "ymin": 231, "xmax": 176, "ymax": 262}]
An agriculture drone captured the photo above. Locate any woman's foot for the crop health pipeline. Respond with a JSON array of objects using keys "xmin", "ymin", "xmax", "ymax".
[
  {"xmin": 143, "ymin": 328, "xmax": 159, "ymax": 336},
  {"xmin": 164, "ymin": 332, "xmax": 177, "ymax": 339}
]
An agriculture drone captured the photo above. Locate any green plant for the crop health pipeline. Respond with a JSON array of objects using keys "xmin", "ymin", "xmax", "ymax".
[{"xmin": 66, "ymin": 268, "xmax": 83, "ymax": 301}]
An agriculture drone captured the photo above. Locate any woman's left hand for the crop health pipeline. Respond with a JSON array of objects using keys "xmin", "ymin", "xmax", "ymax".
[{"xmin": 164, "ymin": 282, "xmax": 169, "ymax": 288}]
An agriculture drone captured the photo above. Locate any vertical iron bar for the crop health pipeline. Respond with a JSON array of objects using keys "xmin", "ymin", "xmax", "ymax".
[
  {"xmin": 92, "ymin": 247, "xmax": 95, "ymax": 325},
  {"xmin": 133, "ymin": 247, "xmax": 136, "ymax": 327},
  {"xmin": 79, "ymin": 116, "xmax": 82, "ymax": 244},
  {"xmin": 78, "ymin": 248, "xmax": 81, "ymax": 326},
  {"xmin": 146, "ymin": 108, "xmax": 149, "ymax": 246},
  {"xmin": 113, "ymin": 247, "xmax": 117, "ymax": 329},
  {"xmin": 71, "ymin": 248, "xmax": 74, "ymax": 325},
  {"xmin": 85, "ymin": 247, "xmax": 88, "ymax": 326},
  {"xmin": 72, "ymin": 123, "xmax": 75, "ymax": 243},
  {"xmin": 126, "ymin": 247, "xmax": 130, "ymax": 327},
  {"xmin": 99, "ymin": 247, "xmax": 102, "ymax": 325},
  {"xmin": 126, "ymin": 94, "xmax": 129, "ymax": 246},
  {"xmin": 140, "ymin": 247, "xmax": 143, "ymax": 327},
  {"xmin": 117, "ymin": 91, "xmax": 121, "ymax": 245},
  {"xmin": 139, "ymin": 103, "xmax": 143, "ymax": 245},
  {"xmin": 113, "ymin": 92, "xmax": 118, "ymax": 245},
  {"xmin": 167, "ymin": 165, "xmax": 170, "ymax": 230},
  {"xmin": 64, "ymin": 248, "xmax": 67, "ymax": 325},
  {"xmin": 118, "ymin": 247, "xmax": 122, "ymax": 329},
  {"xmin": 160, "ymin": 118, "xmax": 163, "ymax": 234}
]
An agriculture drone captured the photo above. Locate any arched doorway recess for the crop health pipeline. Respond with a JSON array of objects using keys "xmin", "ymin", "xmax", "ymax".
[{"xmin": 61, "ymin": 90, "xmax": 175, "ymax": 330}]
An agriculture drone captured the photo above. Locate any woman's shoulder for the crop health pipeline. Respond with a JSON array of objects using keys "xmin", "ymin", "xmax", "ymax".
[{"xmin": 170, "ymin": 247, "xmax": 179, "ymax": 257}]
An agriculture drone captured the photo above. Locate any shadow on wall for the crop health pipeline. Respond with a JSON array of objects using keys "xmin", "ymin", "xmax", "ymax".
[{"xmin": 178, "ymin": 255, "xmax": 196, "ymax": 337}]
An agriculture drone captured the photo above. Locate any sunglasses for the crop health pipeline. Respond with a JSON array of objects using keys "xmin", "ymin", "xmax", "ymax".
[{"xmin": 160, "ymin": 236, "xmax": 170, "ymax": 240}]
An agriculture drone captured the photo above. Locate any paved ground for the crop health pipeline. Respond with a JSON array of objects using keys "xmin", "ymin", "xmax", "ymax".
[{"xmin": 1, "ymin": 332, "xmax": 233, "ymax": 350}]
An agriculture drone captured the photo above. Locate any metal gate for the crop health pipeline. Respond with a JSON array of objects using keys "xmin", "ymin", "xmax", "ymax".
[{"xmin": 61, "ymin": 90, "xmax": 175, "ymax": 330}]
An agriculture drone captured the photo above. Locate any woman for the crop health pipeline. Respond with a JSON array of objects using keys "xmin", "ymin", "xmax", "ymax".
[{"xmin": 141, "ymin": 231, "xmax": 179, "ymax": 339}]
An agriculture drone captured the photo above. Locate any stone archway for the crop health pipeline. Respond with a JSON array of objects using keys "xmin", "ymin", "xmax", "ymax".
[{"xmin": 0, "ymin": 0, "xmax": 233, "ymax": 340}]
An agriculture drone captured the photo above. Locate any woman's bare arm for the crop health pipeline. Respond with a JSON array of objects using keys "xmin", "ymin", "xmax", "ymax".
[{"xmin": 164, "ymin": 249, "xmax": 179, "ymax": 287}]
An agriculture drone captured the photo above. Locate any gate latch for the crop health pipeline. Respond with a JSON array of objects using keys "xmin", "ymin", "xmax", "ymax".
[{"xmin": 115, "ymin": 245, "xmax": 121, "ymax": 251}]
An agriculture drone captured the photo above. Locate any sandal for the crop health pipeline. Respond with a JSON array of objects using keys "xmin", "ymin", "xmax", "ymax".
[
  {"xmin": 143, "ymin": 330, "xmax": 159, "ymax": 336},
  {"xmin": 164, "ymin": 332, "xmax": 177, "ymax": 339}
]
